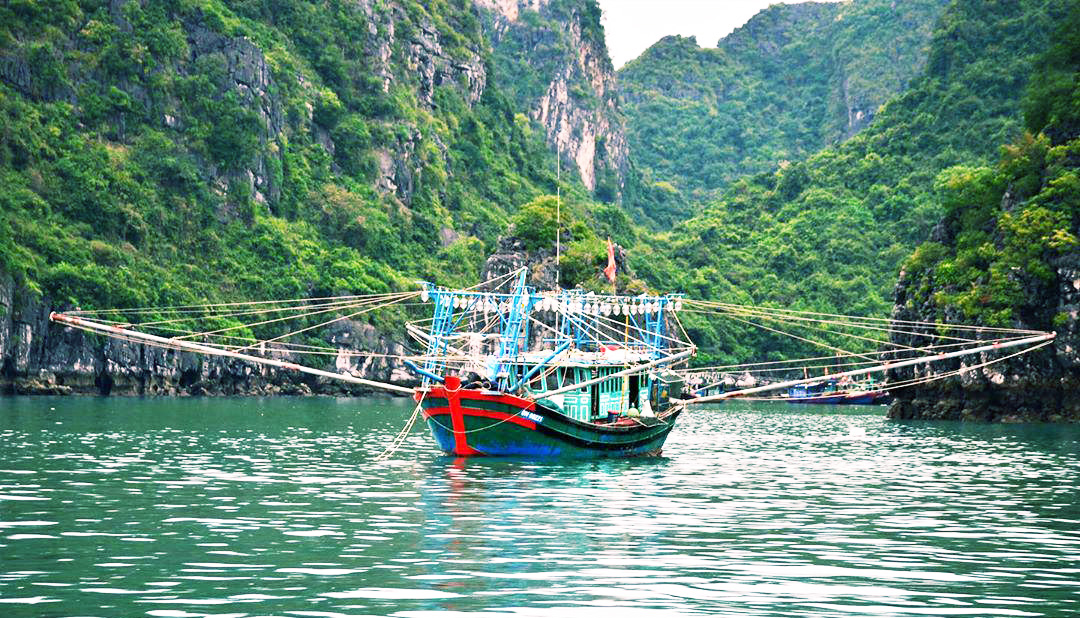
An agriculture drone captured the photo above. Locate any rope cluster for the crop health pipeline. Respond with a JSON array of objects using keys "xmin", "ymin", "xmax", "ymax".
[{"xmin": 675, "ymin": 299, "xmax": 1054, "ymax": 404}]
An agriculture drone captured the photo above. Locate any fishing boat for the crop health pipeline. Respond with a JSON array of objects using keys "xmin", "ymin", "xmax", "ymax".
[
  {"xmin": 48, "ymin": 269, "xmax": 1056, "ymax": 458},
  {"xmin": 405, "ymin": 270, "xmax": 694, "ymax": 456},
  {"xmin": 783, "ymin": 378, "xmax": 890, "ymax": 405}
]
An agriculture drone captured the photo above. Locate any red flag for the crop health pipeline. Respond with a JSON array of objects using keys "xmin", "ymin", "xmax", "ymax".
[{"xmin": 603, "ymin": 238, "xmax": 617, "ymax": 283}]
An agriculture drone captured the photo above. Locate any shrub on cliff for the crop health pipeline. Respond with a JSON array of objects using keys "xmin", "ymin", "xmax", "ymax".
[{"xmin": 901, "ymin": 3, "xmax": 1080, "ymax": 327}]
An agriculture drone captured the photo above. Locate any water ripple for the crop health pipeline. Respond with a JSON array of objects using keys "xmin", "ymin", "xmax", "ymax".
[{"xmin": 0, "ymin": 397, "xmax": 1078, "ymax": 617}]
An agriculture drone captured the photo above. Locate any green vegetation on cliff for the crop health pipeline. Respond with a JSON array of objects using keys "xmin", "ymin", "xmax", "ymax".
[
  {"xmin": 0, "ymin": 0, "xmax": 585, "ymax": 314},
  {"xmin": 630, "ymin": 0, "xmax": 1073, "ymax": 364},
  {"xmin": 900, "ymin": 2, "xmax": 1080, "ymax": 328},
  {"xmin": 618, "ymin": 0, "xmax": 948, "ymax": 201},
  {"xmin": 486, "ymin": 0, "xmax": 607, "ymax": 112},
  {"xmin": 2, "ymin": 0, "xmax": 1076, "ymax": 376}
]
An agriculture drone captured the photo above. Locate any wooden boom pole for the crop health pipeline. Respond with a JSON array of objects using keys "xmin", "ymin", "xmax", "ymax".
[
  {"xmin": 50, "ymin": 312, "xmax": 415, "ymax": 395},
  {"xmin": 679, "ymin": 331, "xmax": 1056, "ymax": 406}
]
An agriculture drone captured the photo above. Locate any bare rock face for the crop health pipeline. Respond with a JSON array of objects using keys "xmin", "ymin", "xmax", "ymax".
[
  {"xmin": 327, "ymin": 319, "xmax": 413, "ymax": 387},
  {"xmin": 476, "ymin": 0, "xmax": 630, "ymax": 197},
  {"xmin": 348, "ymin": 0, "xmax": 488, "ymax": 203},
  {"xmin": 185, "ymin": 22, "xmax": 285, "ymax": 207},
  {"xmin": 0, "ymin": 54, "xmax": 47, "ymax": 100},
  {"xmin": 359, "ymin": 1, "xmax": 488, "ymax": 109},
  {"xmin": 0, "ymin": 274, "xmax": 416, "ymax": 397},
  {"xmin": 887, "ymin": 257, "xmax": 1080, "ymax": 423},
  {"xmin": 178, "ymin": 2, "xmax": 489, "ymax": 212},
  {"xmin": 481, "ymin": 236, "xmax": 559, "ymax": 292},
  {"xmin": 1053, "ymin": 253, "xmax": 1080, "ymax": 371}
]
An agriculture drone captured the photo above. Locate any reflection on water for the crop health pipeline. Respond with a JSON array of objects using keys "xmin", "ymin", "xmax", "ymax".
[{"xmin": 0, "ymin": 396, "xmax": 1077, "ymax": 617}]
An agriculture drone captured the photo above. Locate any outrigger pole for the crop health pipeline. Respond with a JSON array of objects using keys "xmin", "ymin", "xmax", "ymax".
[
  {"xmin": 679, "ymin": 331, "xmax": 1056, "ymax": 406},
  {"xmin": 49, "ymin": 312, "xmax": 415, "ymax": 395}
]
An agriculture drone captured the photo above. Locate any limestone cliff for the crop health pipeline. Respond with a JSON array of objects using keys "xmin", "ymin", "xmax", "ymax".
[
  {"xmin": 477, "ymin": 0, "xmax": 631, "ymax": 200},
  {"xmin": 718, "ymin": 0, "xmax": 935, "ymax": 141},
  {"xmin": 0, "ymin": 0, "xmax": 513, "ymax": 396},
  {"xmin": 888, "ymin": 255, "xmax": 1080, "ymax": 423},
  {"xmin": 618, "ymin": 0, "xmax": 948, "ymax": 194},
  {"xmin": 354, "ymin": 0, "xmax": 488, "ymax": 202},
  {"xmin": 0, "ymin": 1, "xmax": 493, "ymax": 213},
  {"xmin": 885, "ymin": 0, "xmax": 1080, "ymax": 423},
  {"xmin": 887, "ymin": 165, "xmax": 1080, "ymax": 422},
  {"xmin": 0, "ymin": 274, "xmax": 415, "ymax": 396}
]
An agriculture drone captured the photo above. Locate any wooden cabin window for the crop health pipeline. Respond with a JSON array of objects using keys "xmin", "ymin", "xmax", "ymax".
[{"xmin": 546, "ymin": 371, "xmax": 559, "ymax": 391}]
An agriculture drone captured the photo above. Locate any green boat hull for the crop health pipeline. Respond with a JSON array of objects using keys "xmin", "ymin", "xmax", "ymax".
[{"xmin": 417, "ymin": 386, "xmax": 679, "ymax": 457}]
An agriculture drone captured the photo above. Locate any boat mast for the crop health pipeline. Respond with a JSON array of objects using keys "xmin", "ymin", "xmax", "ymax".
[
  {"xmin": 555, "ymin": 143, "xmax": 561, "ymax": 340},
  {"xmin": 421, "ymin": 283, "xmax": 457, "ymax": 386},
  {"xmin": 494, "ymin": 270, "xmax": 532, "ymax": 391}
]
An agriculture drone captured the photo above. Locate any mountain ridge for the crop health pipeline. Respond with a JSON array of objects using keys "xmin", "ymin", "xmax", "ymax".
[{"xmin": 618, "ymin": 0, "xmax": 948, "ymax": 200}]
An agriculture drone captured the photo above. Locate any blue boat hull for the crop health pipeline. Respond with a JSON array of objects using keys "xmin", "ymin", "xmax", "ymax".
[{"xmin": 786, "ymin": 390, "xmax": 890, "ymax": 405}]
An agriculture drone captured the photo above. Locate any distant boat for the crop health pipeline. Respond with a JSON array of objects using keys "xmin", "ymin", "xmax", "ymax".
[{"xmin": 783, "ymin": 378, "xmax": 890, "ymax": 405}]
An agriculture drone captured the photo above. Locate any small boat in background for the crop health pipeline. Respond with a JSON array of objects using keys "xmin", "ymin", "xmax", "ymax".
[{"xmin": 784, "ymin": 378, "xmax": 890, "ymax": 405}]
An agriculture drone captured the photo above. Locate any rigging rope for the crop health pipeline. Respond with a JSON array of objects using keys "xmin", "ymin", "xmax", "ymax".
[
  {"xmin": 64, "ymin": 291, "xmax": 413, "ymax": 315},
  {"xmin": 684, "ymin": 298, "xmax": 1042, "ymax": 335},
  {"xmin": 373, "ymin": 392, "xmax": 426, "ymax": 461},
  {"xmin": 54, "ymin": 268, "xmax": 1054, "ymax": 410},
  {"xmin": 687, "ymin": 339, "xmax": 1055, "ymax": 403},
  {"xmin": 680, "ymin": 335, "xmax": 1039, "ymax": 375}
]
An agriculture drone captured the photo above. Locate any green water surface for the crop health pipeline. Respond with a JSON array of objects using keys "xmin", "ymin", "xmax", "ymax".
[{"xmin": 0, "ymin": 396, "xmax": 1077, "ymax": 617}]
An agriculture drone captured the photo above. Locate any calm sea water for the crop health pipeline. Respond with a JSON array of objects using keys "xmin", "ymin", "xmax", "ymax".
[{"xmin": 0, "ymin": 396, "xmax": 1077, "ymax": 618}]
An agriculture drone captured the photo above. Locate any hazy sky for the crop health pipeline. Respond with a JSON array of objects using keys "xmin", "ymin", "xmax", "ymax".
[{"xmin": 597, "ymin": 0, "xmax": 841, "ymax": 68}]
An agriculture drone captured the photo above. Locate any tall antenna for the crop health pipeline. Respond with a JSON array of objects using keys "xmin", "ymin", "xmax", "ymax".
[{"xmin": 556, "ymin": 141, "xmax": 561, "ymax": 290}]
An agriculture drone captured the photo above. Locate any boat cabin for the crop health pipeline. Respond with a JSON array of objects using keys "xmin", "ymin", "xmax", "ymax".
[
  {"xmin": 511, "ymin": 360, "xmax": 683, "ymax": 423},
  {"xmin": 788, "ymin": 379, "xmax": 838, "ymax": 399}
]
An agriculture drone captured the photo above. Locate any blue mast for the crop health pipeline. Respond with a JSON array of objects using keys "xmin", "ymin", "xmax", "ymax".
[
  {"xmin": 493, "ymin": 271, "xmax": 532, "ymax": 390},
  {"xmin": 421, "ymin": 284, "xmax": 456, "ymax": 385}
]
